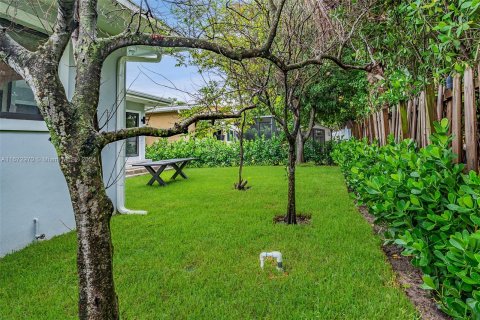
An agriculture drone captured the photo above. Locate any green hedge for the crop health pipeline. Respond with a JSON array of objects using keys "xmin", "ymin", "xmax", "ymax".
[
  {"xmin": 332, "ymin": 119, "xmax": 480, "ymax": 319},
  {"xmin": 146, "ymin": 135, "xmax": 335, "ymax": 167}
]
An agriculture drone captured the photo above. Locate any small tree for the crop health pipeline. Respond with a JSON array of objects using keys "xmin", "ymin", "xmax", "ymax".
[
  {"xmin": 193, "ymin": 0, "xmax": 375, "ymax": 224},
  {"xmin": 234, "ymin": 111, "xmax": 251, "ymax": 190}
]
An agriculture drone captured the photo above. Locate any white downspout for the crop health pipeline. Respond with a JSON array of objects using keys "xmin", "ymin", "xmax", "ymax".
[{"xmin": 115, "ymin": 48, "xmax": 161, "ymax": 215}]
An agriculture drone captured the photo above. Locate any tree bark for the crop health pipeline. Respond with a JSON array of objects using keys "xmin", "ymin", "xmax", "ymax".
[
  {"xmin": 295, "ymin": 108, "xmax": 315, "ymax": 164},
  {"xmin": 236, "ymin": 112, "xmax": 247, "ymax": 189},
  {"xmin": 60, "ymin": 154, "xmax": 119, "ymax": 320},
  {"xmin": 296, "ymin": 130, "xmax": 305, "ymax": 164},
  {"xmin": 285, "ymin": 140, "xmax": 297, "ymax": 224}
]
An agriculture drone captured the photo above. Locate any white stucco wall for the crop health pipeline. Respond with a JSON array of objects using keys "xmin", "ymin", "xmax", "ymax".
[
  {"xmin": 332, "ymin": 127, "xmax": 352, "ymax": 140},
  {"xmin": 0, "ymin": 45, "xmax": 127, "ymax": 257}
]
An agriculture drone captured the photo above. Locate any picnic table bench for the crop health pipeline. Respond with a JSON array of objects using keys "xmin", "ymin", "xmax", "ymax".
[{"xmin": 132, "ymin": 158, "xmax": 196, "ymax": 186}]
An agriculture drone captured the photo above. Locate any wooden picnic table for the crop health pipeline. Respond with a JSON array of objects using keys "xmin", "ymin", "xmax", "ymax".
[{"xmin": 132, "ymin": 158, "xmax": 196, "ymax": 186}]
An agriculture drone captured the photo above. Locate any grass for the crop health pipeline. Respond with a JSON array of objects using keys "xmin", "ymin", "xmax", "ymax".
[{"xmin": 0, "ymin": 166, "xmax": 418, "ymax": 319}]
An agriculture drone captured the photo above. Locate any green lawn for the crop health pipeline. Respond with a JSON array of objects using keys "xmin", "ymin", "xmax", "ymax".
[{"xmin": 0, "ymin": 166, "xmax": 417, "ymax": 319}]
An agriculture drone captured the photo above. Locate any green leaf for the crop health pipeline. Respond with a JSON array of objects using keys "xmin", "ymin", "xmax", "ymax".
[
  {"xmin": 410, "ymin": 171, "xmax": 420, "ymax": 178},
  {"xmin": 447, "ymin": 203, "xmax": 472, "ymax": 213},
  {"xmin": 440, "ymin": 118, "xmax": 449, "ymax": 129},
  {"xmin": 463, "ymin": 195, "xmax": 474, "ymax": 208},
  {"xmin": 411, "ymin": 189, "xmax": 422, "ymax": 195},
  {"xmin": 421, "ymin": 275, "xmax": 437, "ymax": 290},
  {"xmin": 410, "ymin": 195, "xmax": 421, "ymax": 206},
  {"xmin": 449, "ymin": 238, "xmax": 465, "ymax": 251},
  {"xmin": 470, "ymin": 214, "xmax": 480, "ymax": 226}
]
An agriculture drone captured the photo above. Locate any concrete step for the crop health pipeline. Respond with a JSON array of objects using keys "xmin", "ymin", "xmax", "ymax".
[{"xmin": 126, "ymin": 167, "xmax": 148, "ymax": 177}]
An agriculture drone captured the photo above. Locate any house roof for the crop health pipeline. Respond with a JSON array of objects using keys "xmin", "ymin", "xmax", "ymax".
[
  {"xmin": 126, "ymin": 90, "xmax": 172, "ymax": 106},
  {"xmin": 146, "ymin": 105, "xmax": 194, "ymax": 114},
  {"xmin": 0, "ymin": 0, "xmax": 143, "ymax": 35}
]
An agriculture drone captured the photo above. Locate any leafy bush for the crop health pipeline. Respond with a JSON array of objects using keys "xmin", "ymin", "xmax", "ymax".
[
  {"xmin": 305, "ymin": 139, "xmax": 336, "ymax": 165},
  {"xmin": 146, "ymin": 135, "xmax": 335, "ymax": 167},
  {"xmin": 332, "ymin": 119, "xmax": 480, "ymax": 319}
]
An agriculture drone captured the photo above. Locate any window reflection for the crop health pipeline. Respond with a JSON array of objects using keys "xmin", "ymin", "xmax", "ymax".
[{"xmin": 0, "ymin": 62, "xmax": 41, "ymax": 120}]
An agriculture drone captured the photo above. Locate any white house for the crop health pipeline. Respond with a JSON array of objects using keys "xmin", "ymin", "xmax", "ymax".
[
  {"xmin": 332, "ymin": 126, "xmax": 352, "ymax": 140},
  {"xmin": 244, "ymin": 115, "xmax": 333, "ymax": 143},
  {"xmin": 125, "ymin": 90, "xmax": 171, "ymax": 163},
  {"xmin": 0, "ymin": 0, "xmax": 162, "ymax": 256}
]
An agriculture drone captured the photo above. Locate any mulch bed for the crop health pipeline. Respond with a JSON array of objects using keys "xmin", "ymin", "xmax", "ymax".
[
  {"xmin": 356, "ymin": 203, "xmax": 450, "ymax": 320},
  {"xmin": 273, "ymin": 214, "xmax": 311, "ymax": 225}
]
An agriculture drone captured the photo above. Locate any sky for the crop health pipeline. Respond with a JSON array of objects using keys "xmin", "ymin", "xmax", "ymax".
[
  {"xmin": 126, "ymin": 54, "xmax": 222, "ymax": 104},
  {"xmin": 124, "ymin": 1, "xmax": 224, "ymax": 103}
]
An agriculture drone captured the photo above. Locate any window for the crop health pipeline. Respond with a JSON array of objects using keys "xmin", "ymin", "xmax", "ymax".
[
  {"xmin": 312, "ymin": 128, "xmax": 326, "ymax": 144},
  {"xmin": 226, "ymin": 129, "xmax": 237, "ymax": 142},
  {"xmin": 245, "ymin": 116, "xmax": 277, "ymax": 140},
  {"xmin": 125, "ymin": 112, "xmax": 139, "ymax": 157},
  {"xmin": 213, "ymin": 130, "xmax": 225, "ymax": 141},
  {"xmin": 0, "ymin": 22, "xmax": 47, "ymax": 121},
  {"xmin": 0, "ymin": 62, "xmax": 42, "ymax": 120}
]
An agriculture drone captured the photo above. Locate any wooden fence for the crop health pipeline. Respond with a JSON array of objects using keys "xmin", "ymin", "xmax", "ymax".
[{"xmin": 349, "ymin": 66, "xmax": 480, "ymax": 172}]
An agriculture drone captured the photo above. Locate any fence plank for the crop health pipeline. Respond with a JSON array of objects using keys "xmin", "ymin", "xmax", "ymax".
[
  {"xmin": 376, "ymin": 111, "xmax": 384, "ymax": 145},
  {"xmin": 399, "ymin": 101, "xmax": 410, "ymax": 139},
  {"xmin": 391, "ymin": 105, "xmax": 396, "ymax": 141},
  {"xmin": 390, "ymin": 105, "xmax": 396, "ymax": 137},
  {"xmin": 446, "ymin": 99, "xmax": 453, "ymax": 135},
  {"xmin": 419, "ymin": 91, "xmax": 426, "ymax": 147},
  {"xmin": 452, "ymin": 74, "xmax": 463, "ymax": 163},
  {"xmin": 407, "ymin": 99, "xmax": 412, "ymax": 126},
  {"xmin": 367, "ymin": 116, "xmax": 374, "ymax": 143},
  {"xmin": 436, "ymin": 84, "xmax": 444, "ymax": 121},
  {"xmin": 382, "ymin": 108, "xmax": 389, "ymax": 143},
  {"xmin": 416, "ymin": 95, "xmax": 421, "ymax": 146},
  {"xmin": 464, "ymin": 66, "xmax": 477, "ymax": 172},
  {"xmin": 411, "ymin": 97, "xmax": 418, "ymax": 140},
  {"xmin": 394, "ymin": 105, "xmax": 400, "ymax": 142},
  {"xmin": 396, "ymin": 105, "xmax": 402, "ymax": 141},
  {"xmin": 426, "ymin": 84, "xmax": 437, "ymax": 139}
]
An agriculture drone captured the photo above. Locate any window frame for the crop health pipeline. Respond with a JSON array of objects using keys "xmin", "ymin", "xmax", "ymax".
[
  {"xmin": 125, "ymin": 111, "xmax": 140, "ymax": 157},
  {"xmin": 0, "ymin": 79, "xmax": 44, "ymax": 121},
  {"xmin": 312, "ymin": 128, "xmax": 326, "ymax": 144},
  {"xmin": 0, "ymin": 22, "xmax": 48, "ymax": 121}
]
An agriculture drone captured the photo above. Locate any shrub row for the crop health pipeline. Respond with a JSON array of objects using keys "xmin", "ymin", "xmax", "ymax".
[
  {"xmin": 332, "ymin": 119, "xmax": 480, "ymax": 319},
  {"xmin": 146, "ymin": 135, "xmax": 335, "ymax": 167}
]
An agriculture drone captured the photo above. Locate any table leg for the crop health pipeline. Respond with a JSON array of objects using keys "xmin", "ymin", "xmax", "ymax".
[
  {"xmin": 146, "ymin": 165, "xmax": 167, "ymax": 186},
  {"xmin": 171, "ymin": 161, "xmax": 189, "ymax": 180}
]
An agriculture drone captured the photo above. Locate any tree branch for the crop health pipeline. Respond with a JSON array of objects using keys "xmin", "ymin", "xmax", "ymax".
[
  {"xmin": 44, "ymin": 0, "xmax": 77, "ymax": 61},
  {"xmin": 98, "ymin": 105, "xmax": 256, "ymax": 147},
  {"xmin": 98, "ymin": 0, "xmax": 286, "ymax": 61},
  {"xmin": 302, "ymin": 108, "xmax": 316, "ymax": 141},
  {"xmin": 283, "ymin": 54, "xmax": 375, "ymax": 72},
  {"xmin": 78, "ymin": 0, "xmax": 99, "ymax": 41},
  {"xmin": 0, "ymin": 26, "xmax": 32, "ymax": 76}
]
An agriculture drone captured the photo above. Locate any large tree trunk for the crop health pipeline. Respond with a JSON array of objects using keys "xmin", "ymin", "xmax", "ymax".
[
  {"xmin": 60, "ymin": 153, "xmax": 119, "ymax": 320},
  {"xmin": 296, "ymin": 130, "xmax": 306, "ymax": 164},
  {"xmin": 285, "ymin": 141, "xmax": 297, "ymax": 224}
]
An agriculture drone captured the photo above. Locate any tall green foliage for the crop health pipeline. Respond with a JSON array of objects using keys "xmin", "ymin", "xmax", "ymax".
[
  {"xmin": 146, "ymin": 136, "xmax": 335, "ymax": 168},
  {"xmin": 363, "ymin": 0, "xmax": 480, "ymax": 107},
  {"xmin": 333, "ymin": 120, "xmax": 480, "ymax": 319},
  {"xmin": 302, "ymin": 66, "xmax": 369, "ymax": 128}
]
